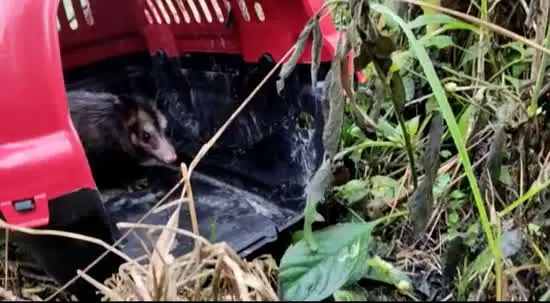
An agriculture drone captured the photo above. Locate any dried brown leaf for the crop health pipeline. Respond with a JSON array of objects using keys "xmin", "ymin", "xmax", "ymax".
[
  {"xmin": 311, "ymin": 16, "xmax": 322, "ymax": 89},
  {"xmin": 409, "ymin": 112, "xmax": 443, "ymax": 233},
  {"xmin": 277, "ymin": 19, "xmax": 316, "ymax": 94},
  {"xmin": 442, "ymin": 236, "xmax": 466, "ymax": 283},
  {"xmin": 389, "ymin": 72, "xmax": 406, "ymax": 115},
  {"xmin": 483, "ymin": 106, "xmax": 508, "ymax": 191},
  {"xmin": 322, "ymin": 35, "xmax": 347, "ymax": 158},
  {"xmin": 339, "ymin": 40, "xmax": 354, "ymax": 100}
]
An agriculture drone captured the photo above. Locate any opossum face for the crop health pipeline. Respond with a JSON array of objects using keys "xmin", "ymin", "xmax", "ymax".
[{"xmin": 117, "ymin": 96, "xmax": 178, "ymax": 164}]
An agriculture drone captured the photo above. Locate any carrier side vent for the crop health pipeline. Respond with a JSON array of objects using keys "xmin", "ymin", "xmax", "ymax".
[
  {"xmin": 144, "ymin": 0, "xmax": 265, "ymax": 25},
  {"xmin": 57, "ymin": 0, "xmax": 95, "ymax": 31}
]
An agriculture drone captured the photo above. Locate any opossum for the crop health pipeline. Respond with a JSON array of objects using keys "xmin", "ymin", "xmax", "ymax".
[{"xmin": 66, "ymin": 90, "xmax": 178, "ymax": 186}]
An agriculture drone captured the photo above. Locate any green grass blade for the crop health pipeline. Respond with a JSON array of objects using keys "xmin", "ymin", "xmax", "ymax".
[
  {"xmin": 370, "ymin": 3, "xmax": 501, "ymax": 297},
  {"xmin": 499, "ymin": 178, "xmax": 550, "ymax": 217}
]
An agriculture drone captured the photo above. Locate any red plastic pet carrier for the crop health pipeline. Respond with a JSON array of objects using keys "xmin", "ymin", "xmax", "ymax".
[{"xmin": 0, "ymin": 0, "xmax": 340, "ymax": 300}]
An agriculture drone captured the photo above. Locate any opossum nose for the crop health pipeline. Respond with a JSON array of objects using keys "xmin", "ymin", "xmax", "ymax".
[{"xmin": 164, "ymin": 152, "xmax": 177, "ymax": 163}]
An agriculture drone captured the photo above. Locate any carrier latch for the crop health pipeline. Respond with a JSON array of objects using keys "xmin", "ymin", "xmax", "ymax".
[{"xmin": 0, "ymin": 193, "xmax": 50, "ymax": 228}]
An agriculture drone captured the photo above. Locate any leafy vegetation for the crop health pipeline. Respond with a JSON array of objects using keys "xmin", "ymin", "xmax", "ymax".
[{"xmin": 276, "ymin": 0, "xmax": 550, "ymax": 301}]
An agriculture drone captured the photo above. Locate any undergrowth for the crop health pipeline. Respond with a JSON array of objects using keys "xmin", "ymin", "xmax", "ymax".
[{"xmin": 277, "ymin": 0, "xmax": 550, "ymax": 301}]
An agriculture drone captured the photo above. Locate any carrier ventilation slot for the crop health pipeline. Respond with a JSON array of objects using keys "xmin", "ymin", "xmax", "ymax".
[
  {"xmin": 57, "ymin": 0, "xmax": 95, "ymax": 31},
  {"xmin": 144, "ymin": 0, "xmax": 265, "ymax": 24}
]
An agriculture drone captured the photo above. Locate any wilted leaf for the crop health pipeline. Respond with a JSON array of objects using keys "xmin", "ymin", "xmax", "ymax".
[
  {"xmin": 339, "ymin": 179, "xmax": 369, "ymax": 203},
  {"xmin": 350, "ymin": 98, "xmax": 377, "ymax": 135},
  {"xmin": 277, "ymin": 18, "xmax": 316, "ymax": 94},
  {"xmin": 340, "ymin": 41, "xmax": 354, "ymax": 100},
  {"xmin": 409, "ymin": 112, "xmax": 443, "ymax": 233},
  {"xmin": 279, "ymin": 222, "xmax": 378, "ymax": 301},
  {"xmin": 323, "ymin": 36, "xmax": 347, "ymax": 158},
  {"xmin": 370, "ymin": 175, "xmax": 400, "ymax": 200},
  {"xmin": 424, "ymin": 112, "xmax": 443, "ymax": 179},
  {"xmin": 351, "ymin": 0, "xmax": 396, "ymax": 77},
  {"xmin": 442, "ymin": 235, "xmax": 466, "ymax": 282},
  {"xmin": 363, "ymin": 255, "xmax": 413, "ymax": 293},
  {"xmin": 390, "ymin": 73, "xmax": 406, "ymax": 115},
  {"xmin": 370, "ymin": 34, "xmax": 398, "ymax": 76},
  {"xmin": 500, "ymin": 228, "xmax": 523, "ymax": 259},
  {"xmin": 408, "ymin": 180, "xmax": 433, "ymax": 234},
  {"xmin": 311, "ymin": 16, "xmax": 322, "ymax": 89},
  {"xmin": 483, "ymin": 109, "xmax": 507, "ymax": 190}
]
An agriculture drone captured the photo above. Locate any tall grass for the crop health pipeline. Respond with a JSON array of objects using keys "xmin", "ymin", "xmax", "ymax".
[{"xmin": 370, "ymin": 3, "xmax": 502, "ymax": 300}]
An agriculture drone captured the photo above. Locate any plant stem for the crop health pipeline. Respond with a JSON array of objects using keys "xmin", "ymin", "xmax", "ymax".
[{"xmin": 373, "ymin": 63, "xmax": 419, "ymax": 189}]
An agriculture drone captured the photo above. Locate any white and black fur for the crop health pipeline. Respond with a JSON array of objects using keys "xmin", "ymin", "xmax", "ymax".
[{"xmin": 66, "ymin": 90, "xmax": 177, "ymax": 184}]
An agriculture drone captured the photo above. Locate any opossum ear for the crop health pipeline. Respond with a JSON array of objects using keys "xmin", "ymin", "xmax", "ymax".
[{"xmin": 115, "ymin": 95, "xmax": 139, "ymax": 119}]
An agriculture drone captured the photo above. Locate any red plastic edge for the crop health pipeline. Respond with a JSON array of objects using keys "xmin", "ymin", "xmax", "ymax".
[
  {"xmin": 0, "ymin": 0, "xmax": 97, "ymax": 227},
  {"xmin": 0, "ymin": 194, "xmax": 50, "ymax": 228}
]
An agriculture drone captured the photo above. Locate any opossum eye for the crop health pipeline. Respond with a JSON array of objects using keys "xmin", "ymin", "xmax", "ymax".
[{"xmin": 142, "ymin": 131, "xmax": 151, "ymax": 143}]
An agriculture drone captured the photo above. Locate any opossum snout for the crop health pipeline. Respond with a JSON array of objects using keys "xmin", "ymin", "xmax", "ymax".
[
  {"xmin": 155, "ymin": 137, "xmax": 178, "ymax": 164},
  {"xmin": 131, "ymin": 129, "xmax": 178, "ymax": 164}
]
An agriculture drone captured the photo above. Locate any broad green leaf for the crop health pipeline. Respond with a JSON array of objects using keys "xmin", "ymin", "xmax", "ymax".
[
  {"xmin": 279, "ymin": 222, "xmax": 378, "ymax": 301},
  {"xmin": 339, "ymin": 179, "xmax": 370, "ymax": 203},
  {"xmin": 370, "ymin": 175, "xmax": 400, "ymax": 200}
]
